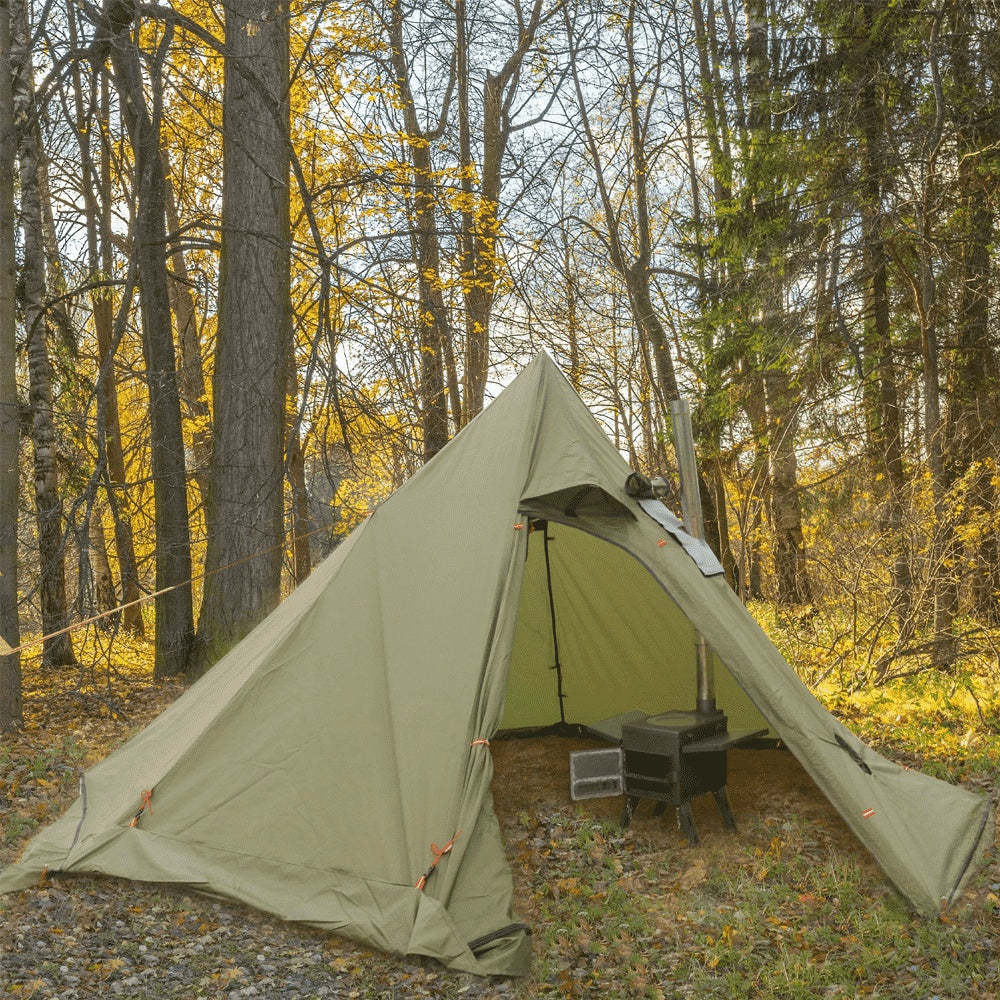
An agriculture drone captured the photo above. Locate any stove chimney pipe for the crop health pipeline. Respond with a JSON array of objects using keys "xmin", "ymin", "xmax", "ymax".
[{"xmin": 669, "ymin": 398, "xmax": 716, "ymax": 716}]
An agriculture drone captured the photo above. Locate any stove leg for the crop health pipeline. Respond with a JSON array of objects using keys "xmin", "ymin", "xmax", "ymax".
[
  {"xmin": 621, "ymin": 795, "xmax": 639, "ymax": 828},
  {"xmin": 713, "ymin": 786, "xmax": 738, "ymax": 832},
  {"xmin": 677, "ymin": 801, "xmax": 700, "ymax": 846}
]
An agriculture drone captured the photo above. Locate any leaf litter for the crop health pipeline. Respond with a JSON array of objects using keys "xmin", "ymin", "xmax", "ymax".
[{"xmin": 1, "ymin": 638, "xmax": 999, "ymax": 998}]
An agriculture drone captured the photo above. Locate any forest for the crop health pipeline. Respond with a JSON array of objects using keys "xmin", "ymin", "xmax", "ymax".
[
  {"xmin": 1, "ymin": 0, "xmax": 999, "ymax": 729},
  {"xmin": 3, "ymin": 1, "xmax": 1000, "ymax": 996}
]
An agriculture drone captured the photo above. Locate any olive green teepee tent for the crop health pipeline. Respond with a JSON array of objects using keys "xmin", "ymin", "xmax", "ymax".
[{"xmin": 1, "ymin": 354, "xmax": 993, "ymax": 975}]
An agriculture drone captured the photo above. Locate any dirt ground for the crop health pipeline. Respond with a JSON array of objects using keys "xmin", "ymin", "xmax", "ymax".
[{"xmin": 492, "ymin": 734, "xmax": 856, "ymax": 849}]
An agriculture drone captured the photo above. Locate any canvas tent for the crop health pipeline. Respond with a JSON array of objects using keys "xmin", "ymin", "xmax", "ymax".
[{"xmin": 1, "ymin": 353, "xmax": 993, "ymax": 976}]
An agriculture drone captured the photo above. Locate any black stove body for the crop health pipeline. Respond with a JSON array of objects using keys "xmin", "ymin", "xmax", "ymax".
[{"xmin": 620, "ymin": 709, "xmax": 758, "ymax": 844}]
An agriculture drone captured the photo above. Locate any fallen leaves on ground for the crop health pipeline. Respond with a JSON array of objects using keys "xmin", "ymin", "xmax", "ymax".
[{"xmin": 2, "ymin": 633, "xmax": 999, "ymax": 998}]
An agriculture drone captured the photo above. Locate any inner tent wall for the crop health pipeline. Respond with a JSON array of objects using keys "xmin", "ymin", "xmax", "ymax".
[{"xmin": 500, "ymin": 521, "xmax": 769, "ymax": 734}]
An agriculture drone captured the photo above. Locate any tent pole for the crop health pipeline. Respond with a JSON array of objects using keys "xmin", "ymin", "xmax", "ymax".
[
  {"xmin": 670, "ymin": 399, "xmax": 716, "ymax": 716},
  {"xmin": 541, "ymin": 522, "xmax": 567, "ymax": 724}
]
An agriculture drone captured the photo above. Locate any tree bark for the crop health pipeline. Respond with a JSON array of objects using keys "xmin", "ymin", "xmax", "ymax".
[
  {"xmin": 387, "ymin": 0, "xmax": 453, "ymax": 459},
  {"xmin": 12, "ymin": 0, "xmax": 75, "ymax": 666},
  {"xmin": 162, "ymin": 149, "xmax": 212, "ymax": 499},
  {"xmin": 67, "ymin": 18, "xmax": 144, "ymax": 635},
  {"xmin": 0, "ymin": 0, "xmax": 22, "ymax": 728},
  {"xmin": 854, "ymin": 1, "xmax": 912, "ymax": 628},
  {"xmin": 192, "ymin": 0, "xmax": 290, "ymax": 674},
  {"xmin": 946, "ymin": 4, "xmax": 1000, "ymax": 627},
  {"xmin": 104, "ymin": 0, "xmax": 194, "ymax": 675}
]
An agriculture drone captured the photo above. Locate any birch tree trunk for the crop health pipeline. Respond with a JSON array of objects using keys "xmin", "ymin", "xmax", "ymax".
[
  {"xmin": 0, "ymin": 0, "xmax": 22, "ymax": 728},
  {"xmin": 12, "ymin": 0, "xmax": 75, "ymax": 666}
]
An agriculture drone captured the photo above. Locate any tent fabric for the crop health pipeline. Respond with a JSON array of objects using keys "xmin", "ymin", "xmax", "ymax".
[
  {"xmin": 637, "ymin": 497, "xmax": 725, "ymax": 576},
  {"xmin": 1, "ymin": 353, "xmax": 993, "ymax": 976}
]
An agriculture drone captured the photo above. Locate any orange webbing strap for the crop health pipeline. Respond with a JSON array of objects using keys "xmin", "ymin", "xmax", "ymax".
[
  {"xmin": 129, "ymin": 789, "xmax": 154, "ymax": 828},
  {"xmin": 471, "ymin": 738, "xmax": 490, "ymax": 748},
  {"xmin": 415, "ymin": 831, "xmax": 461, "ymax": 891}
]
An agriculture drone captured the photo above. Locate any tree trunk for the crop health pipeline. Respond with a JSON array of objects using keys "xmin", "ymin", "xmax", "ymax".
[
  {"xmin": 740, "ymin": 364, "xmax": 770, "ymax": 602},
  {"xmin": 12, "ymin": 0, "xmax": 75, "ymax": 666},
  {"xmin": 0, "ymin": 0, "xmax": 23, "ymax": 728},
  {"xmin": 745, "ymin": 0, "xmax": 810, "ymax": 606},
  {"xmin": 67, "ymin": 23, "xmax": 144, "ymax": 635},
  {"xmin": 683, "ymin": 0, "xmax": 737, "ymax": 585},
  {"xmin": 558, "ymin": 218, "xmax": 583, "ymax": 391},
  {"xmin": 914, "ymin": 17, "xmax": 956, "ymax": 669},
  {"xmin": 285, "ymin": 365, "xmax": 311, "ymax": 584},
  {"xmin": 86, "ymin": 503, "xmax": 118, "ymax": 621},
  {"xmin": 458, "ymin": 0, "xmax": 546, "ymax": 422},
  {"xmin": 855, "ymin": 5, "xmax": 912, "ymax": 629},
  {"xmin": 285, "ymin": 403, "xmax": 312, "ymax": 585},
  {"xmin": 96, "ymin": 88, "xmax": 145, "ymax": 636},
  {"xmin": 192, "ymin": 0, "xmax": 290, "ymax": 674},
  {"xmin": 387, "ymin": 0, "xmax": 453, "ymax": 459},
  {"xmin": 162, "ymin": 149, "xmax": 212, "ymax": 499},
  {"xmin": 105, "ymin": 0, "xmax": 194, "ymax": 675},
  {"xmin": 764, "ymin": 370, "xmax": 812, "ymax": 605},
  {"xmin": 564, "ymin": 1, "xmax": 680, "ymax": 404},
  {"xmin": 947, "ymin": 5, "xmax": 1000, "ymax": 626}
]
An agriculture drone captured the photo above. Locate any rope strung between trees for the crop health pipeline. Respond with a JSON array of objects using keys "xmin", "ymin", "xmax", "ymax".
[{"xmin": 0, "ymin": 515, "xmax": 372, "ymax": 659}]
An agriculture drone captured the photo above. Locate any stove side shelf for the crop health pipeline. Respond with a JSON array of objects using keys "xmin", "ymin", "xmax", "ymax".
[{"xmin": 681, "ymin": 727, "xmax": 769, "ymax": 754}]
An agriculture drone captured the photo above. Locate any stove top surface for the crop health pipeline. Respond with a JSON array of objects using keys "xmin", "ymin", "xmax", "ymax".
[{"xmin": 640, "ymin": 709, "xmax": 725, "ymax": 731}]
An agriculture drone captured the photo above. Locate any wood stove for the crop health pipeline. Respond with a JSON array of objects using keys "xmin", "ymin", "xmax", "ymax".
[{"xmin": 620, "ymin": 709, "xmax": 765, "ymax": 844}]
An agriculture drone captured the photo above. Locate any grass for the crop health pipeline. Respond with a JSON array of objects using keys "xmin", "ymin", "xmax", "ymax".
[{"xmin": 500, "ymin": 800, "xmax": 998, "ymax": 999}]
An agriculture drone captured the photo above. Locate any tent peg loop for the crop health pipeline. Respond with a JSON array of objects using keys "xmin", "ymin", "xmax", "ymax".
[
  {"xmin": 129, "ymin": 788, "xmax": 154, "ymax": 828},
  {"xmin": 415, "ymin": 831, "xmax": 461, "ymax": 891}
]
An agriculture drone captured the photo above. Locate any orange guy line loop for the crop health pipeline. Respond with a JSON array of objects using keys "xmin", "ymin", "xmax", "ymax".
[
  {"xmin": 129, "ymin": 788, "xmax": 154, "ymax": 828},
  {"xmin": 415, "ymin": 831, "xmax": 462, "ymax": 891}
]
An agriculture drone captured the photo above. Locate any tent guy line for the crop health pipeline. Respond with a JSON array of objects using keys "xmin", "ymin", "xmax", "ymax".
[{"xmin": 0, "ymin": 519, "xmax": 357, "ymax": 659}]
